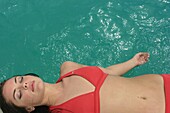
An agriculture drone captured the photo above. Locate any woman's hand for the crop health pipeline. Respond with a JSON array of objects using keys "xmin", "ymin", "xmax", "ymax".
[
  {"xmin": 103, "ymin": 52, "xmax": 149, "ymax": 76},
  {"xmin": 132, "ymin": 52, "xmax": 150, "ymax": 66}
]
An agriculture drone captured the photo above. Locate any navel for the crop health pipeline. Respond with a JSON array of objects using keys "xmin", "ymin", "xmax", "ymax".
[{"xmin": 137, "ymin": 96, "xmax": 147, "ymax": 100}]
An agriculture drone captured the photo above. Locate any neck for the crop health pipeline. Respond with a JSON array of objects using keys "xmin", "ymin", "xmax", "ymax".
[{"xmin": 42, "ymin": 82, "xmax": 64, "ymax": 106}]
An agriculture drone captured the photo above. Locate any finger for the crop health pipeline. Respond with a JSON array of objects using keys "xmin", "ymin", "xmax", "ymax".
[
  {"xmin": 138, "ymin": 52, "xmax": 149, "ymax": 57},
  {"xmin": 142, "ymin": 53, "xmax": 149, "ymax": 58},
  {"xmin": 145, "ymin": 54, "xmax": 150, "ymax": 59}
]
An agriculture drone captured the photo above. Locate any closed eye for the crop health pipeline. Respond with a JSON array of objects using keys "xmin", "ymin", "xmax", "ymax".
[
  {"xmin": 18, "ymin": 77, "xmax": 23, "ymax": 99},
  {"xmin": 15, "ymin": 89, "xmax": 22, "ymax": 100},
  {"xmin": 18, "ymin": 90, "xmax": 22, "ymax": 99},
  {"xmin": 20, "ymin": 76, "xmax": 23, "ymax": 83},
  {"xmin": 14, "ymin": 76, "xmax": 23, "ymax": 100},
  {"xmin": 18, "ymin": 76, "xmax": 23, "ymax": 83}
]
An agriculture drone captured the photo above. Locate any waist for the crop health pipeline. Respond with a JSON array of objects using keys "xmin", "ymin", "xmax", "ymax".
[{"xmin": 161, "ymin": 74, "xmax": 170, "ymax": 113}]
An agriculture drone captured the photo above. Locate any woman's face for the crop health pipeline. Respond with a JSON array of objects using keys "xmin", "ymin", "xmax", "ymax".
[{"xmin": 2, "ymin": 75, "xmax": 45, "ymax": 108}]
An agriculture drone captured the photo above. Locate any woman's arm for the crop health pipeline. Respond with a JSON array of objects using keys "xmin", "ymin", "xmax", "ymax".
[
  {"xmin": 60, "ymin": 52, "xmax": 149, "ymax": 77},
  {"xmin": 100, "ymin": 52, "xmax": 149, "ymax": 76}
]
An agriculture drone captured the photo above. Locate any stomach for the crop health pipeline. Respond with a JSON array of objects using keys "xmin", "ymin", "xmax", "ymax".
[{"xmin": 100, "ymin": 74, "xmax": 165, "ymax": 113}]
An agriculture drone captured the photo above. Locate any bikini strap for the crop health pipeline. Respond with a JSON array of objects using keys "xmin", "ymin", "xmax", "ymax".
[
  {"xmin": 56, "ymin": 66, "xmax": 107, "ymax": 86},
  {"xmin": 56, "ymin": 71, "xmax": 74, "ymax": 83}
]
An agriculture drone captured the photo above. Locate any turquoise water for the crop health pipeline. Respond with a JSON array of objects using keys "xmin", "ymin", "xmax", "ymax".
[{"xmin": 0, "ymin": 0, "xmax": 170, "ymax": 82}]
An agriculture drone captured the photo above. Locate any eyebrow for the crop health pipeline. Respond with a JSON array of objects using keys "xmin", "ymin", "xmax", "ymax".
[{"xmin": 13, "ymin": 77, "xmax": 17, "ymax": 100}]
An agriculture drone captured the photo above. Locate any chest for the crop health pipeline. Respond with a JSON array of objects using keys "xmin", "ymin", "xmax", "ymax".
[
  {"xmin": 60, "ymin": 76, "xmax": 95, "ymax": 104},
  {"xmin": 51, "ymin": 76, "xmax": 97, "ymax": 113}
]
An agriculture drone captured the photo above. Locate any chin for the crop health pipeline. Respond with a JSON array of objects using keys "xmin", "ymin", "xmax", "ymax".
[{"xmin": 37, "ymin": 80, "xmax": 45, "ymax": 91}]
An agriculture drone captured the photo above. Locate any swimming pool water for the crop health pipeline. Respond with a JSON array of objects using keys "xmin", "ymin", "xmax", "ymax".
[{"xmin": 0, "ymin": 0, "xmax": 170, "ymax": 82}]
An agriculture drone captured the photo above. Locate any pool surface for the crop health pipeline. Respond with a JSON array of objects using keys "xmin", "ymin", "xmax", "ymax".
[{"xmin": 0, "ymin": 0, "xmax": 170, "ymax": 82}]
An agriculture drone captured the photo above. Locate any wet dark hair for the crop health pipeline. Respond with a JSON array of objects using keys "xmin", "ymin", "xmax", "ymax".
[{"xmin": 0, "ymin": 73, "xmax": 51, "ymax": 113}]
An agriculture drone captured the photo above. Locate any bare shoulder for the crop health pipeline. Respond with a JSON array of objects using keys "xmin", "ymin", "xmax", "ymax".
[{"xmin": 60, "ymin": 61, "xmax": 86, "ymax": 77}]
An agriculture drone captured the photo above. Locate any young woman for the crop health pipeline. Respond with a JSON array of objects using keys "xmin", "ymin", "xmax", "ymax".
[{"xmin": 0, "ymin": 52, "xmax": 168, "ymax": 113}]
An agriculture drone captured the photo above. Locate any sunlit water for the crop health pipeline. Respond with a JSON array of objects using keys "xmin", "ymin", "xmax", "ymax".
[{"xmin": 0, "ymin": 0, "xmax": 170, "ymax": 82}]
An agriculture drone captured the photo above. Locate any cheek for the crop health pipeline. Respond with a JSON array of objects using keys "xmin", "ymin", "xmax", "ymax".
[
  {"xmin": 23, "ymin": 92, "xmax": 32, "ymax": 99},
  {"xmin": 22, "ymin": 90, "xmax": 43, "ymax": 105},
  {"xmin": 21, "ymin": 91, "xmax": 34, "ymax": 104}
]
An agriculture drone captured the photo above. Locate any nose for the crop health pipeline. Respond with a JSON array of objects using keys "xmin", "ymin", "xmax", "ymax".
[{"xmin": 23, "ymin": 82, "xmax": 28, "ymax": 90}]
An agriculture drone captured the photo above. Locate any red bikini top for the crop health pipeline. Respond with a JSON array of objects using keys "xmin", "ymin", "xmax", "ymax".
[{"xmin": 49, "ymin": 66, "xmax": 108, "ymax": 113}]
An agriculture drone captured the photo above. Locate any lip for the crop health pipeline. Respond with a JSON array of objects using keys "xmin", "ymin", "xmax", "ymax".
[{"xmin": 31, "ymin": 81, "xmax": 35, "ymax": 92}]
